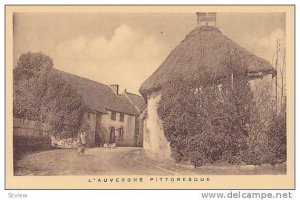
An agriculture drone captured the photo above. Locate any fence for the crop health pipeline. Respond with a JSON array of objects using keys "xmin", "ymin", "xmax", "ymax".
[
  {"xmin": 13, "ymin": 118, "xmax": 52, "ymax": 161},
  {"xmin": 13, "ymin": 118, "xmax": 51, "ymax": 137}
]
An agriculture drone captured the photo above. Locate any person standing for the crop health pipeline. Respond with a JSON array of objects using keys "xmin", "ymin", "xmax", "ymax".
[{"xmin": 79, "ymin": 131, "xmax": 87, "ymax": 147}]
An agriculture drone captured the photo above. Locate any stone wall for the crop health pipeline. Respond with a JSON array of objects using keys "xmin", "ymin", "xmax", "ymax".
[
  {"xmin": 80, "ymin": 111, "xmax": 97, "ymax": 146},
  {"xmin": 13, "ymin": 118, "xmax": 52, "ymax": 160},
  {"xmin": 143, "ymin": 91, "xmax": 172, "ymax": 160},
  {"xmin": 136, "ymin": 117, "xmax": 144, "ymax": 147},
  {"xmin": 50, "ymin": 136, "xmax": 80, "ymax": 148},
  {"xmin": 13, "ymin": 118, "xmax": 51, "ymax": 137}
]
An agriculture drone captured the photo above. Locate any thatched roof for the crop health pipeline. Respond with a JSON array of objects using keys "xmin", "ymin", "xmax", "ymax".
[
  {"xmin": 139, "ymin": 26, "xmax": 276, "ymax": 98},
  {"xmin": 54, "ymin": 69, "xmax": 139, "ymax": 115},
  {"xmin": 124, "ymin": 91, "xmax": 146, "ymax": 113}
]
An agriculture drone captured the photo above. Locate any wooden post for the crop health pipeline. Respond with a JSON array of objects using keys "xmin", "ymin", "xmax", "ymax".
[
  {"xmin": 281, "ymin": 51, "xmax": 286, "ymax": 113},
  {"xmin": 275, "ymin": 37, "xmax": 279, "ymax": 114},
  {"xmin": 231, "ymin": 72, "xmax": 234, "ymax": 89}
]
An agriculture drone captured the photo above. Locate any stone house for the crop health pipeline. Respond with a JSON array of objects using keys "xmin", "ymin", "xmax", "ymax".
[
  {"xmin": 139, "ymin": 12, "xmax": 276, "ymax": 160},
  {"xmin": 54, "ymin": 69, "xmax": 146, "ymax": 147}
]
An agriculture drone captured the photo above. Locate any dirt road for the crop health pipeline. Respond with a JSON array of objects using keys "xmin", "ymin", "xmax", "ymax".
[
  {"xmin": 14, "ymin": 147, "xmax": 174, "ymax": 175},
  {"xmin": 14, "ymin": 147, "xmax": 286, "ymax": 176}
]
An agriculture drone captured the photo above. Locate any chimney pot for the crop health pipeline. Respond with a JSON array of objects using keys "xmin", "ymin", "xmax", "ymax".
[
  {"xmin": 110, "ymin": 84, "xmax": 119, "ymax": 95},
  {"xmin": 196, "ymin": 12, "xmax": 217, "ymax": 27}
]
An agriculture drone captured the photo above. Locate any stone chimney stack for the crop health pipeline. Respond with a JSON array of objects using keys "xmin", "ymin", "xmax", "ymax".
[
  {"xmin": 110, "ymin": 84, "xmax": 119, "ymax": 95},
  {"xmin": 196, "ymin": 12, "xmax": 217, "ymax": 27}
]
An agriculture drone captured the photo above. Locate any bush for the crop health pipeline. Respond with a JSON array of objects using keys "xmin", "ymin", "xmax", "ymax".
[
  {"xmin": 239, "ymin": 85, "xmax": 286, "ymax": 166},
  {"xmin": 156, "ymin": 48, "xmax": 286, "ymax": 167},
  {"xmin": 266, "ymin": 113, "xmax": 287, "ymax": 164},
  {"xmin": 157, "ymin": 73, "xmax": 254, "ymax": 167},
  {"xmin": 241, "ymin": 112, "xmax": 287, "ymax": 165},
  {"xmin": 40, "ymin": 72, "xmax": 85, "ymax": 138}
]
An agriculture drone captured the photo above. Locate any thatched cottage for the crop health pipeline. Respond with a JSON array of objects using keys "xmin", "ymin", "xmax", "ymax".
[
  {"xmin": 54, "ymin": 69, "xmax": 145, "ymax": 147},
  {"xmin": 139, "ymin": 12, "xmax": 276, "ymax": 160}
]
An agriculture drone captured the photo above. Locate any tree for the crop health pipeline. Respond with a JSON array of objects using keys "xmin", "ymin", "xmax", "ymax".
[
  {"xmin": 13, "ymin": 52, "xmax": 85, "ymax": 138},
  {"xmin": 14, "ymin": 52, "xmax": 53, "ymax": 81},
  {"xmin": 13, "ymin": 52, "xmax": 53, "ymax": 119},
  {"xmin": 40, "ymin": 72, "xmax": 85, "ymax": 138}
]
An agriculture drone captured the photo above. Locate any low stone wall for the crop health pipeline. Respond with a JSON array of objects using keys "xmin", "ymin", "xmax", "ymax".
[
  {"xmin": 13, "ymin": 118, "xmax": 52, "ymax": 161},
  {"xmin": 13, "ymin": 118, "xmax": 51, "ymax": 137},
  {"xmin": 50, "ymin": 136, "xmax": 80, "ymax": 149}
]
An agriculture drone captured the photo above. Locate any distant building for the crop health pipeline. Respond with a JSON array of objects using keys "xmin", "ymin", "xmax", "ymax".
[
  {"xmin": 124, "ymin": 90, "xmax": 147, "ymax": 147},
  {"xmin": 54, "ymin": 69, "xmax": 146, "ymax": 147}
]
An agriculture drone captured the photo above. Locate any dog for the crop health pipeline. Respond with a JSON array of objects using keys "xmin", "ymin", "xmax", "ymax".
[{"xmin": 77, "ymin": 145, "xmax": 85, "ymax": 157}]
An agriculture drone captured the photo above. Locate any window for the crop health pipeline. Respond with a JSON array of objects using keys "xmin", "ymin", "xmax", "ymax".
[
  {"xmin": 120, "ymin": 113, "xmax": 124, "ymax": 122},
  {"xmin": 111, "ymin": 111, "xmax": 116, "ymax": 120},
  {"xmin": 119, "ymin": 128, "xmax": 124, "ymax": 141}
]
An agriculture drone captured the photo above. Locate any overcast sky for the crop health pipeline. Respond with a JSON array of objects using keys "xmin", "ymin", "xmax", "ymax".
[{"xmin": 13, "ymin": 12, "xmax": 285, "ymax": 94}]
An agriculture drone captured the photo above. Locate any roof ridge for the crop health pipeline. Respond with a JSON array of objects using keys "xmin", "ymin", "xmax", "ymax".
[
  {"xmin": 124, "ymin": 91, "xmax": 143, "ymax": 97},
  {"xmin": 185, "ymin": 26, "xmax": 222, "ymax": 40},
  {"xmin": 54, "ymin": 68, "xmax": 110, "ymax": 88},
  {"xmin": 54, "ymin": 68, "xmax": 140, "ymax": 115}
]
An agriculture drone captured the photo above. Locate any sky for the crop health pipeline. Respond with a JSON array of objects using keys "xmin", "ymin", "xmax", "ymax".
[{"xmin": 13, "ymin": 12, "xmax": 285, "ymax": 94}]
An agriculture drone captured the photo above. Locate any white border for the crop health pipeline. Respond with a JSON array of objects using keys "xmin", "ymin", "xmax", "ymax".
[{"xmin": 0, "ymin": 0, "xmax": 298, "ymax": 199}]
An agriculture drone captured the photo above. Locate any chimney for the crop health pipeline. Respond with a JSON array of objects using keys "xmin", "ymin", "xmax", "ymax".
[
  {"xmin": 110, "ymin": 84, "xmax": 119, "ymax": 95},
  {"xmin": 196, "ymin": 12, "xmax": 216, "ymax": 27}
]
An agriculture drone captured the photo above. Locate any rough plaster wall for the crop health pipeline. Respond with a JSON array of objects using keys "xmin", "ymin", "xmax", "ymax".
[
  {"xmin": 249, "ymin": 74, "xmax": 274, "ymax": 129},
  {"xmin": 13, "ymin": 118, "xmax": 50, "ymax": 137},
  {"xmin": 143, "ymin": 91, "xmax": 172, "ymax": 160},
  {"xmin": 125, "ymin": 114, "xmax": 135, "ymax": 147},
  {"xmin": 249, "ymin": 74, "xmax": 273, "ymax": 100},
  {"xmin": 82, "ymin": 112, "xmax": 96, "ymax": 146},
  {"xmin": 101, "ymin": 111, "xmax": 135, "ymax": 147},
  {"xmin": 137, "ymin": 119, "xmax": 144, "ymax": 147},
  {"xmin": 94, "ymin": 114, "xmax": 104, "ymax": 145}
]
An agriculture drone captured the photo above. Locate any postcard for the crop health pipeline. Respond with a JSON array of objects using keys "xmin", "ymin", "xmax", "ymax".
[{"xmin": 5, "ymin": 5, "xmax": 295, "ymax": 189}]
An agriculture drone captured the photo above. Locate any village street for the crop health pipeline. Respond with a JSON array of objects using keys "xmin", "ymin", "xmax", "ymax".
[
  {"xmin": 14, "ymin": 147, "xmax": 286, "ymax": 176},
  {"xmin": 14, "ymin": 147, "xmax": 178, "ymax": 176}
]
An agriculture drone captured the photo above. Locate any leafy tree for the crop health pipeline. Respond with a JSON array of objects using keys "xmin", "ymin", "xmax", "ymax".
[
  {"xmin": 14, "ymin": 52, "xmax": 53, "ymax": 81},
  {"xmin": 13, "ymin": 52, "xmax": 52, "ymax": 119},
  {"xmin": 13, "ymin": 52, "xmax": 85, "ymax": 138}
]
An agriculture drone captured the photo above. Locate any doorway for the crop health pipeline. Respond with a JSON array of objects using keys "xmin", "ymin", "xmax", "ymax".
[{"xmin": 109, "ymin": 127, "xmax": 115, "ymax": 143}]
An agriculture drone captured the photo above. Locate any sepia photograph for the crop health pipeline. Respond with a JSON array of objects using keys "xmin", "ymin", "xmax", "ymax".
[{"xmin": 5, "ymin": 5, "xmax": 295, "ymax": 189}]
